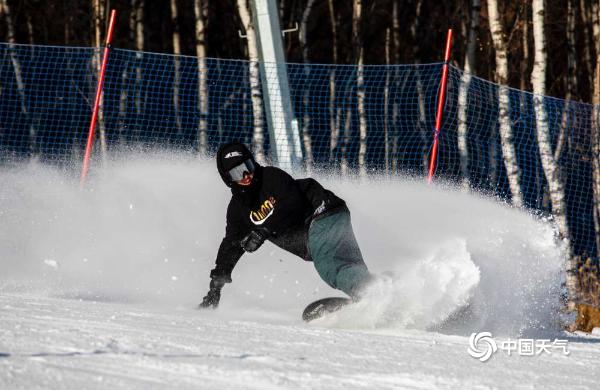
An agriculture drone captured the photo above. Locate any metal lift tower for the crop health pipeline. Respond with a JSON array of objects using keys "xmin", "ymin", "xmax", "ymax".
[{"xmin": 250, "ymin": 0, "xmax": 302, "ymax": 170}]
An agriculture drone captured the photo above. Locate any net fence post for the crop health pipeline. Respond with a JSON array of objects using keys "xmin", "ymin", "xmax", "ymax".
[
  {"xmin": 80, "ymin": 9, "xmax": 117, "ymax": 186},
  {"xmin": 427, "ymin": 29, "xmax": 453, "ymax": 183}
]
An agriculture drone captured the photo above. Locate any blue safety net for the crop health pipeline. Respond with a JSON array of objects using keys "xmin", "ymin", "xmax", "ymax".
[{"xmin": 0, "ymin": 43, "xmax": 598, "ymax": 283}]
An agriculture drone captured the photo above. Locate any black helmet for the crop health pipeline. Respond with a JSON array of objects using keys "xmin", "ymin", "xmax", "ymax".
[{"xmin": 216, "ymin": 142, "xmax": 257, "ymax": 187}]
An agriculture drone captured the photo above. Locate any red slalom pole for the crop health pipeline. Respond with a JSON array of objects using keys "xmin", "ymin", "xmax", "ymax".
[
  {"xmin": 427, "ymin": 29, "xmax": 453, "ymax": 184},
  {"xmin": 80, "ymin": 9, "xmax": 117, "ymax": 186}
]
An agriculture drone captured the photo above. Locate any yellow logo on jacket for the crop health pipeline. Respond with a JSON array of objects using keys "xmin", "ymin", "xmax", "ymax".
[{"xmin": 250, "ymin": 197, "xmax": 276, "ymax": 225}]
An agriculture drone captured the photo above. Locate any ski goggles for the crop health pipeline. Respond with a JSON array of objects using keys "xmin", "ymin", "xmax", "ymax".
[{"xmin": 227, "ymin": 159, "xmax": 255, "ymax": 182}]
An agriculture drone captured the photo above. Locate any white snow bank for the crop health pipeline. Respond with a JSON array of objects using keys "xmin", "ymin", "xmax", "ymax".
[
  {"xmin": 2, "ymin": 293, "xmax": 598, "ymax": 390},
  {"xmin": 0, "ymin": 153, "xmax": 566, "ymax": 336}
]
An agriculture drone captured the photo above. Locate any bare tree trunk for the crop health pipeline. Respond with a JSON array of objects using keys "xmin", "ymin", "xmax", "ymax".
[
  {"xmin": 93, "ymin": 0, "xmax": 108, "ymax": 161},
  {"xmin": 457, "ymin": 0, "xmax": 480, "ymax": 189},
  {"xmin": 384, "ymin": 28, "xmax": 391, "ymax": 175},
  {"xmin": 592, "ymin": 54, "xmax": 600, "ymax": 261},
  {"xmin": 567, "ymin": 0, "xmax": 580, "ymax": 96},
  {"xmin": 593, "ymin": 0, "xmax": 600, "ymax": 55},
  {"xmin": 410, "ymin": 0, "xmax": 423, "ymax": 64},
  {"xmin": 593, "ymin": 54, "xmax": 600, "ymax": 264},
  {"xmin": 299, "ymin": 0, "xmax": 316, "ymax": 172},
  {"xmin": 133, "ymin": 1, "xmax": 144, "ymax": 51},
  {"xmin": 117, "ymin": 0, "xmax": 142, "ymax": 146},
  {"xmin": 64, "ymin": 4, "xmax": 72, "ymax": 44},
  {"xmin": 171, "ymin": 0, "xmax": 183, "ymax": 140},
  {"xmin": 93, "ymin": 0, "xmax": 102, "ymax": 62},
  {"xmin": 133, "ymin": 0, "xmax": 144, "ymax": 124},
  {"xmin": 580, "ymin": 0, "xmax": 594, "ymax": 89},
  {"xmin": 194, "ymin": 0, "xmax": 209, "ymax": 155},
  {"xmin": 327, "ymin": 0, "xmax": 341, "ymax": 164},
  {"xmin": 531, "ymin": 0, "xmax": 576, "ymax": 308},
  {"xmin": 521, "ymin": 1, "xmax": 545, "ymax": 208},
  {"xmin": 557, "ymin": 0, "xmax": 579, "ymax": 163},
  {"xmin": 341, "ymin": 105, "xmax": 351, "ymax": 176},
  {"xmin": 25, "ymin": 12, "xmax": 34, "ymax": 44},
  {"xmin": 487, "ymin": 0, "xmax": 523, "ymax": 207},
  {"xmin": 1, "ymin": 0, "xmax": 38, "ymax": 161},
  {"xmin": 410, "ymin": 0, "xmax": 429, "ymax": 172},
  {"xmin": 64, "ymin": 2, "xmax": 75, "ymax": 157},
  {"xmin": 392, "ymin": 0, "xmax": 400, "ymax": 174},
  {"xmin": 237, "ymin": 0, "xmax": 265, "ymax": 162},
  {"xmin": 520, "ymin": 0, "xmax": 530, "ymax": 100},
  {"xmin": 117, "ymin": 8, "xmax": 132, "ymax": 146},
  {"xmin": 488, "ymin": 86, "xmax": 499, "ymax": 187},
  {"xmin": 353, "ymin": 0, "xmax": 367, "ymax": 177}
]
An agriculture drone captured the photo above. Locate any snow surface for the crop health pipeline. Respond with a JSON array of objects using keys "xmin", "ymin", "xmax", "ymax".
[{"xmin": 1, "ymin": 153, "xmax": 599, "ymax": 389}]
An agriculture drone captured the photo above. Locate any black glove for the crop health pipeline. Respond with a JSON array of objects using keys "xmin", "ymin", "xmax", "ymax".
[
  {"xmin": 198, "ymin": 278, "xmax": 227, "ymax": 309},
  {"xmin": 240, "ymin": 227, "xmax": 271, "ymax": 253}
]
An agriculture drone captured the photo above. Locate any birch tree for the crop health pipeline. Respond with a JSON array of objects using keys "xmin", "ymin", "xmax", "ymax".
[
  {"xmin": 25, "ymin": 12, "xmax": 34, "ymax": 44},
  {"xmin": 384, "ymin": 28, "xmax": 391, "ymax": 175},
  {"xmin": 531, "ymin": 0, "xmax": 576, "ymax": 307},
  {"xmin": 521, "ymin": 1, "xmax": 545, "ymax": 208},
  {"xmin": 117, "ymin": 0, "xmax": 143, "ymax": 145},
  {"xmin": 299, "ymin": 0, "xmax": 316, "ymax": 172},
  {"xmin": 92, "ymin": 0, "xmax": 107, "ymax": 160},
  {"xmin": 591, "ymin": 0, "xmax": 600, "ymax": 261},
  {"xmin": 327, "ymin": 0, "xmax": 340, "ymax": 164},
  {"xmin": 488, "ymin": 80, "xmax": 499, "ymax": 186},
  {"xmin": 171, "ymin": 0, "xmax": 183, "ymax": 138},
  {"xmin": 487, "ymin": 0, "xmax": 523, "ymax": 207},
  {"xmin": 592, "ymin": 54, "xmax": 600, "ymax": 263},
  {"xmin": 579, "ymin": 0, "xmax": 594, "ymax": 89},
  {"xmin": 117, "ymin": 6, "xmax": 133, "ymax": 145},
  {"xmin": 391, "ymin": 0, "xmax": 400, "ymax": 173},
  {"xmin": 593, "ymin": 0, "xmax": 600, "ymax": 55},
  {"xmin": 556, "ymin": 0, "xmax": 579, "ymax": 163},
  {"xmin": 340, "ymin": 3, "xmax": 351, "ymax": 175},
  {"xmin": 194, "ymin": 0, "xmax": 209, "ymax": 155},
  {"xmin": 457, "ymin": 0, "xmax": 480, "ymax": 188},
  {"xmin": 0, "ymin": 0, "xmax": 37, "ymax": 160},
  {"xmin": 131, "ymin": 0, "xmax": 144, "ymax": 123},
  {"xmin": 353, "ymin": 0, "xmax": 367, "ymax": 177},
  {"xmin": 410, "ymin": 0, "xmax": 430, "ymax": 171},
  {"xmin": 520, "ymin": 0, "xmax": 530, "ymax": 99},
  {"xmin": 237, "ymin": 0, "xmax": 265, "ymax": 162}
]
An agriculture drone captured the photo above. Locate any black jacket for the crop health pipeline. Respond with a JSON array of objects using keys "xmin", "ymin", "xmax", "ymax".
[{"xmin": 210, "ymin": 165, "xmax": 346, "ymax": 282}]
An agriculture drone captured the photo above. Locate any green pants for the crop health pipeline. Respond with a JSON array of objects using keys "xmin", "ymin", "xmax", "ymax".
[{"xmin": 308, "ymin": 209, "xmax": 372, "ymax": 299}]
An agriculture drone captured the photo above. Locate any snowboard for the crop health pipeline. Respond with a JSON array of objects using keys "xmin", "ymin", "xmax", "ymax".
[{"xmin": 302, "ymin": 297, "xmax": 352, "ymax": 322}]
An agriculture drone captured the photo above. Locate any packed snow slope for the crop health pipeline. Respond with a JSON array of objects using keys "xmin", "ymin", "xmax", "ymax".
[{"xmin": 1, "ymin": 153, "xmax": 598, "ymax": 389}]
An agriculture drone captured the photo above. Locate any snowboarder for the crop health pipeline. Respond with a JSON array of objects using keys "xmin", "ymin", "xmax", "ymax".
[{"xmin": 199, "ymin": 142, "xmax": 373, "ymax": 309}]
